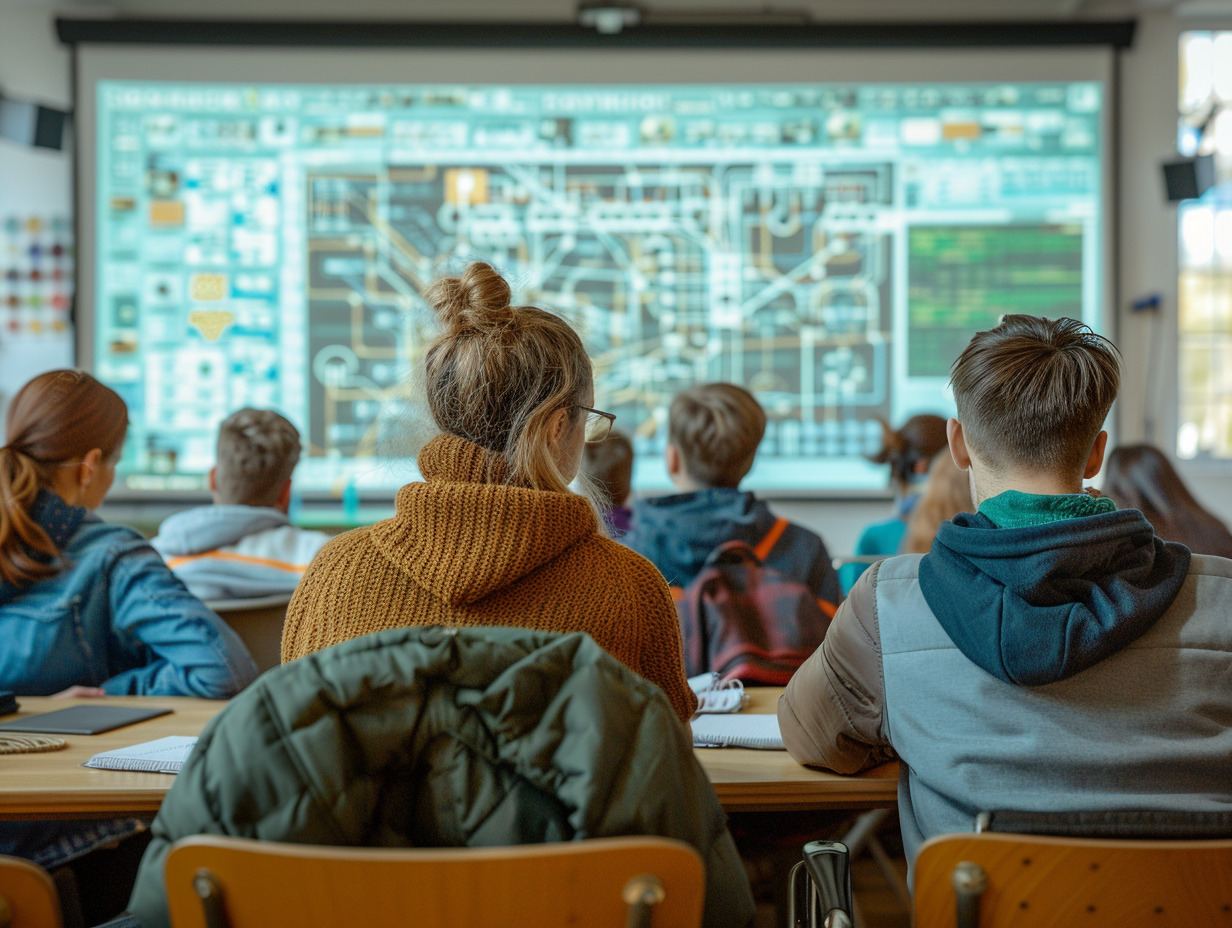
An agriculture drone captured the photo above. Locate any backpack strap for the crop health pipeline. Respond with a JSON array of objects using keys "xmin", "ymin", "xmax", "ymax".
[{"xmin": 752, "ymin": 517, "xmax": 790, "ymax": 562}]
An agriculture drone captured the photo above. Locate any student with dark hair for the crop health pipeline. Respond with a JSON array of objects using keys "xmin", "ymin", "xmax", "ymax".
[
  {"xmin": 281, "ymin": 262, "xmax": 696, "ymax": 722},
  {"xmin": 152, "ymin": 408, "xmax": 331, "ymax": 600},
  {"xmin": 581, "ymin": 429, "xmax": 635, "ymax": 535},
  {"xmin": 624, "ymin": 382, "xmax": 841, "ymax": 609},
  {"xmin": 840, "ymin": 413, "xmax": 948, "ymax": 592},
  {"xmin": 780, "ymin": 316, "xmax": 1232, "ymax": 871},
  {"xmin": 0, "ymin": 370, "xmax": 256, "ymax": 698},
  {"xmin": 1103, "ymin": 443, "xmax": 1232, "ymax": 558}
]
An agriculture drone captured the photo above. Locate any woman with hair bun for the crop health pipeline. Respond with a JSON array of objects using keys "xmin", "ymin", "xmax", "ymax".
[
  {"xmin": 839, "ymin": 413, "xmax": 948, "ymax": 593},
  {"xmin": 282, "ymin": 262, "xmax": 696, "ymax": 721},
  {"xmin": 0, "ymin": 369, "xmax": 257, "ymax": 698}
]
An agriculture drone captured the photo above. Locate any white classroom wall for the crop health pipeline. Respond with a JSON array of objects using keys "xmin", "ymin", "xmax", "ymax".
[{"xmin": 0, "ymin": 1, "xmax": 1228, "ymax": 551}]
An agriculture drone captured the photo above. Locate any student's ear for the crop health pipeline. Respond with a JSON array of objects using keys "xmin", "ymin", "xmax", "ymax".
[
  {"xmin": 947, "ymin": 419, "xmax": 971, "ymax": 470},
  {"xmin": 1084, "ymin": 430, "xmax": 1109, "ymax": 480},
  {"xmin": 80, "ymin": 449, "xmax": 104, "ymax": 486},
  {"xmin": 208, "ymin": 467, "xmax": 219, "ymax": 493},
  {"xmin": 545, "ymin": 406, "xmax": 572, "ymax": 448},
  {"xmin": 275, "ymin": 479, "xmax": 293, "ymax": 513},
  {"xmin": 665, "ymin": 443, "xmax": 682, "ymax": 478}
]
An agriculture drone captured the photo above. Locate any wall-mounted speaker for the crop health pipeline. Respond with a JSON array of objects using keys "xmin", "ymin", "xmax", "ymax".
[
  {"xmin": 1162, "ymin": 153, "xmax": 1215, "ymax": 202},
  {"xmin": 0, "ymin": 97, "xmax": 69, "ymax": 151}
]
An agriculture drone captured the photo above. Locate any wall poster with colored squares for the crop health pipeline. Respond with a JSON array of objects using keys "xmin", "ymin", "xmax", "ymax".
[{"xmin": 2, "ymin": 215, "xmax": 73, "ymax": 336}]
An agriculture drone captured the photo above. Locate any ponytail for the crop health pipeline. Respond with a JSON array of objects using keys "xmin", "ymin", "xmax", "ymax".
[{"xmin": 0, "ymin": 445, "xmax": 60, "ymax": 587}]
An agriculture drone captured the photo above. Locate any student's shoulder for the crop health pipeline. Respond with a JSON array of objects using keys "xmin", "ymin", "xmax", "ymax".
[
  {"xmin": 585, "ymin": 533, "xmax": 673, "ymax": 590},
  {"xmin": 306, "ymin": 524, "xmax": 378, "ymax": 565},
  {"xmin": 64, "ymin": 517, "xmax": 149, "ymax": 558}
]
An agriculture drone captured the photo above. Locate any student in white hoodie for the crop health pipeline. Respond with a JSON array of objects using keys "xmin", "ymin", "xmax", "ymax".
[{"xmin": 153, "ymin": 409, "xmax": 330, "ymax": 601}]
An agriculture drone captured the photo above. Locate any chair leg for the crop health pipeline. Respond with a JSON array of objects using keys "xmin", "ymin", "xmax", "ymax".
[{"xmin": 866, "ymin": 833, "xmax": 911, "ymax": 910}]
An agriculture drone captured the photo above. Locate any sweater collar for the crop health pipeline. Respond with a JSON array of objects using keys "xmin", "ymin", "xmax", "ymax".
[
  {"xmin": 373, "ymin": 435, "xmax": 597, "ymax": 606},
  {"xmin": 978, "ymin": 489, "xmax": 1116, "ymax": 529},
  {"xmin": 417, "ymin": 434, "xmax": 509, "ymax": 485}
]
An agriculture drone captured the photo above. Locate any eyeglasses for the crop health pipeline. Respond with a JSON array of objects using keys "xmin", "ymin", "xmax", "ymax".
[{"xmin": 575, "ymin": 405, "xmax": 617, "ymax": 443}]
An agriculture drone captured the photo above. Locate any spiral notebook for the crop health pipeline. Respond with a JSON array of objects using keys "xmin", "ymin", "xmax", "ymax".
[
  {"xmin": 688, "ymin": 673, "xmax": 747, "ymax": 714},
  {"xmin": 82, "ymin": 735, "xmax": 198, "ymax": 774},
  {"xmin": 691, "ymin": 714, "xmax": 785, "ymax": 750}
]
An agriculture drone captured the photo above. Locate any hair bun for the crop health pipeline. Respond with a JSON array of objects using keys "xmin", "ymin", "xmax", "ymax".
[{"xmin": 426, "ymin": 262, "xmax": 513, "ymax": 332}]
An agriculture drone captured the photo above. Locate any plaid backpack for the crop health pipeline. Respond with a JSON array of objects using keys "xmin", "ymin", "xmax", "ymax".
[{"xmin": 672, "ymin": 518, "xmax": 836, "ymax": 685}]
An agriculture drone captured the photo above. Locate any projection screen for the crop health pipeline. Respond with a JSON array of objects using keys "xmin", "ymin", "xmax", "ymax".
[{"xmin": 72, "ymin": 42, "xmax": 1115, "ymax": 498}]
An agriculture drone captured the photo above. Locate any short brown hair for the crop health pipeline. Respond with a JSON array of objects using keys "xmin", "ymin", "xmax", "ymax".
[
  {"xmin": 669, "ymin": 383, "xmax": 766, "ymax": 488},
  {"xmin": 950, "ymin": 315, "xmax": 1120, "ymax": 475},
  {"xmin": 215, "ymin": 408, "xmax": 301, "ymax": 506},
  {"xmin": 423, "ymin": 262, "xmax": 592, "ymax": 494},
  {"xmin": 582, "ymin": 430, "xmax": 633, "ymax": 508}
]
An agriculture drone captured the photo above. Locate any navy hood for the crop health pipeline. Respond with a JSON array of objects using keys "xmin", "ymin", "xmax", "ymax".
[
  {"xmin": 626, "ymin": 489, "xmax": 776, "ymax": 587},
  {"xmin": 0, "ymin": 490, "xmax": 87, "ymax": 605},
  {"xmin": 919, "ymin": 509, "xmax": 1191, "ymax": 686}
]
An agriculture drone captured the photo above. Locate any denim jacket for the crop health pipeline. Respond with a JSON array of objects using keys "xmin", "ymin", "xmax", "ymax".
[{"xmin": 0, "ymin": 491, "xmax": 258, "ymax": 698}]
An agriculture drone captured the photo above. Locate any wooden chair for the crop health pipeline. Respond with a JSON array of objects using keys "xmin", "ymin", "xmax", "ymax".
[
  {"xmin": 0, "ymin": 856, "xmax": 62, "ymax": 928},
  {"xmin": 913, "ymin": 831, "xmax": 1232, "ymax": 928},
  {"xmin": 791, "ymin": 812, "xmax": 1232, "ymax": 928},
  {"xmin": 165, "ymin": 835, "xmax": 704, "ymax": 928},
  {"xmin": 205, "ymin": 596, "xmax": 291, "ymax": 673}
]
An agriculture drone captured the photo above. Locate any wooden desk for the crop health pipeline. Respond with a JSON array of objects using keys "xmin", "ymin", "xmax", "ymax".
[
  {"xmin": 0, "ymin": 697, "xmax": 220, "ymax": 820},
  {"xmin": 697, "ymin": 687, "xmax": 899, "ymax": 813},
  {"xmin": 0, "ymin": 690, "xmax": 897, "ymax": 820}
]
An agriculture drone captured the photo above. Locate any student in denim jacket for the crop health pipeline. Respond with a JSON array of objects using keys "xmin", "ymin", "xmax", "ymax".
[
  {"xmin": 0, "ymin": 370, "xmax": 257, "ymax": 698},
  {"xmin": 0, "ymin": 370, "xmax": 256, "ymax": 924}
]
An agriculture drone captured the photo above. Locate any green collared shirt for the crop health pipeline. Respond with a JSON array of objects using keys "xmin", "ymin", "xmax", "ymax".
[{"xmin": 978, "ymin": 489, "xmax": 1117, "ymax": 529}]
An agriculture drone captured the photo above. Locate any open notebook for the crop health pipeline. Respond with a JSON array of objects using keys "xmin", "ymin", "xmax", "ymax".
[
  {"xmin": 83, "ymin": 735, "xmax": 198, "ymax": 774},
  {"xmin": 688, "ymin": 673, "xmax": 747, "ymax": 714},
  {"xmin": 690, "ymin": 714, "xmax": 785, "ymax": 750}
]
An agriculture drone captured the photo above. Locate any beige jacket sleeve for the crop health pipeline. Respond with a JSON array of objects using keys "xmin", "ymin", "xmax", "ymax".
[{"xmin": 778, "ymin": 562, "xmax": 895, "ymax": 774}]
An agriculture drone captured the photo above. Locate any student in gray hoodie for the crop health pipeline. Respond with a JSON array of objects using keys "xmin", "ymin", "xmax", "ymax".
[
  {"xmin": 779, "ymin": 315, "xmax": 1232, "ymax": 871},
  {"xmin": 152, "ymin": 409, "xmax": 330, "ymax": 601}
]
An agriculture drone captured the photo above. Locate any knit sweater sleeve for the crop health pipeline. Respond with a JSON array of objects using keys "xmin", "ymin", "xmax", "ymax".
[{"xmin": 624, "ymin": 553, "xmax": 698, "ymax": 723}]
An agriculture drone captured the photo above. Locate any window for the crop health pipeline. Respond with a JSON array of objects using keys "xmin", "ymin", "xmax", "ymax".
[{"xmin": 1177, "ymin": 32, "xmax": 1232, "ymax": 461}]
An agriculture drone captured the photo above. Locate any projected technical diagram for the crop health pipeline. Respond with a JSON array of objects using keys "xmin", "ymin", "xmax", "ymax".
[{"xmin": 93, "ymin": 81, "xmax": 1102, "ymax": 493}]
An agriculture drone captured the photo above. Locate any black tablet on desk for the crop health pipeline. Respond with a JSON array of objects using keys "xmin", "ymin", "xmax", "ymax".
[{"xmin": 0, "ymin": 705, "xmax": 172, "ymax": 735}]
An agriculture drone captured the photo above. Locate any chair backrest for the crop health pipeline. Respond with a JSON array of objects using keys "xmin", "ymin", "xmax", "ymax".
[
  {"xmin": 165, "ymin": 835, "xmax": 704, "ymax": 928},
  {"xmin": 914, "ymin": 831, "xmax": 1232, "ymax": 927},
  {"xmin": 0, "ymin": 856, "xmax": 61, "ymax": 928},
  {"xmin": 205, "ymin": 596, "xmax": 291, "ymax": 673}
]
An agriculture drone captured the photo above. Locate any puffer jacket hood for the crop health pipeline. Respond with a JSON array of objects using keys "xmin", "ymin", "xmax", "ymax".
[
  {"xmin": 919, "ymin": 509, "xmax": 1192, "ymax": 686},
  {"xmin": 128, "ymin": 625, "xmax": 755, "ymax": 928},
  {"xmin": 152, "ymin": 505, "xmax": 290, "ymax": 557},
  {"xmin": 369, "ymin": 435, "xmax": 597, "ymax": 606}
]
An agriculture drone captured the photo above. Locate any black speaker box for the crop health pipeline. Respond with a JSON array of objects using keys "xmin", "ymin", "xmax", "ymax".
[{"xmin": 1162, "ymin": 154, "xmax": 1215, "ymax": 202}]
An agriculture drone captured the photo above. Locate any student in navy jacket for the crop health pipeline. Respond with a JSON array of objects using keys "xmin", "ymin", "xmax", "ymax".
[{"xmin": 624, "ymin": 383, "xmax": 841, "ymax": 610}]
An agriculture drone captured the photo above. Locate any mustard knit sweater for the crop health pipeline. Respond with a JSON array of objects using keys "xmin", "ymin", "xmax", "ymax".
[{"xmin": 281, "ymin": 434, "xmax": 697, "ymax": 721}]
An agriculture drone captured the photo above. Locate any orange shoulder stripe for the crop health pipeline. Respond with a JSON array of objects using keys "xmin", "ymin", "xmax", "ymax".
[{"xmin": 165, "ymin": 551, "xmax": 310, "ymax": 573}]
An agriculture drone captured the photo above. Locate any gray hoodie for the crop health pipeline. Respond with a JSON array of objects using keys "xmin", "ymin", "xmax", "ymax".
[{"xmin": 151, "ymin": 505, "xmax": 331, "ymax": 602}]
